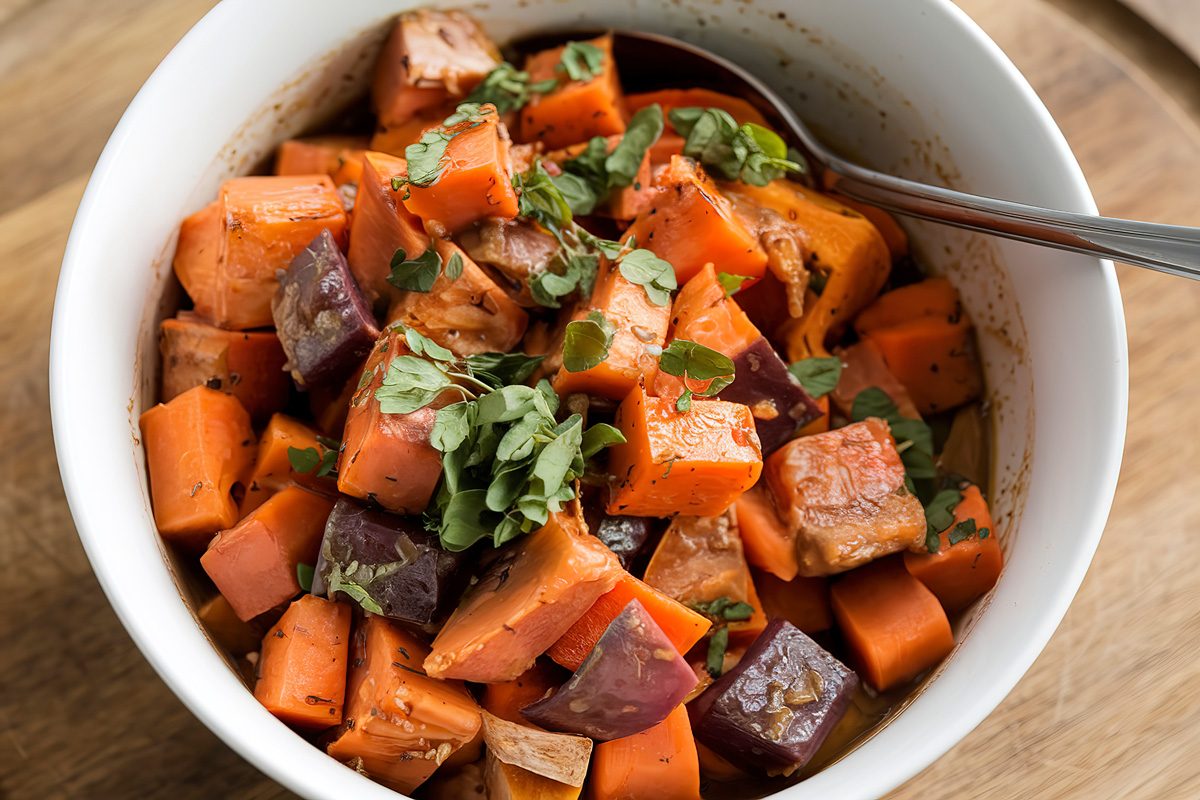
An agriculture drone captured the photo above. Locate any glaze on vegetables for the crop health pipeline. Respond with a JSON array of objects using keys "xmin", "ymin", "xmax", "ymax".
[{"xmin": 139, "ymin": 9, "xmax": 1002, "ymax": 797}]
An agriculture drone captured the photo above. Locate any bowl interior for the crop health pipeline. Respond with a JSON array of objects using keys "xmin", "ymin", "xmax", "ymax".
[{"xmin": 51, "ymin": 1, "xmax": 1126, "ymax": 798}]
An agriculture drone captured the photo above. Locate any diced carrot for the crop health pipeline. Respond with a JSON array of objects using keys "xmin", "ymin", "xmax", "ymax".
[
  {"xmin": 545, "ymin": 135, "xmax": 655, "ymax": 221},
  {"xmin": 734, "ymin": 483, "xmax": 797, "ymax": 581},
  {"xmin": 668, "ymin": 263, "xmax": 762, "ymax": 357},
  {"xmin": 863, "ymin": 317, "xmax": 982, "ymax": 415},
  {"xmin": 765, "ymin": 419, "xmax": 925, "ymax": 576},
  {"xmin": 797, "ymin": 395, "xmax": 830, "ymax": 436},
  {"xmin": 551, "ymin": 260, "xmax": 669, "ymax": 401},
  {"xmin": 387, "ymin": 240, "xmax": 528, "ymax": 355},
  {"xmin": 752, "ymin": 568, "xmax": 832, "ymax": 634},
  {"xmin": 330, "ymin": 149, "xmax": 368, "ymax": 188},
  {"xmin": 642, "ymin": 513, "xmax": 766, "ymax": 642},
  {"xmin": 606, "ymin": 386, "xmax": 762, "ymax": 518},
  {"xmin": 831, "ymin": 339, "xmax": 922, "ymax": 420},
  {"xmin": 327, "ymin": 615, "xmax": 482, "ymax": 793},
  {"xmin": 831, "ymin": 557, "xmax": 955, "ymax": 691},
  {"xmin": 197, "ymin": 594, "xmax": 268, "ymax": 656},
  {"xmin": 627, "ymin": 88, "xmax": 769, "ymax": 128},
  {"xmin": 520, "ymin": 34, "xmax": 626, "ymax": 150},
  {"xmin": 337, "ymin": 327, "xmax": 444, "ymax": 513},
  {"xmin": 139, "ymin": 386, "xmax": 254, "ymax": 549},
  {"xmin": 159, "ymin": 314, "xmax": 289, "ymax": 422},
  {"xmin": 547, "ymin": 574, "xmax": 711, "ymax": 671},
  {"xmin": 854, "ymin": 278, "xmax": 960, "ymax": 336},
  {"xmin": 372, "ymin": 9, "xmax": 500, "ymax": 128},
  {"xmin": 590, "ymin": 704, "xmax": 699, "ymax": 799},
  {"xmin": 425, "ymin": 512, "xmax": 622, "ymax": 682},
  {"xmin": 240, "ymin": 413, "xmax": 336, "ymax": 515},
  {"xmin": 200, "ymin": 487, "xmax": 335, "ymax": 621},
  {"xmin": 625, "ymin": 156, "xmax": 767, "ymax": 285},
  {"xmin": 369, "ymin": 110, "xmax": 447, "ymax": 156},
  {"xmin": 347, "ymin": 151, "xmax": 430, "ymax": 308},
  {"xmin": 904, "ymin": 485, "xmax": 1002, "ymax": 612},
  {"xmin": 648, "ymin": 133, "xmax": 685, "ymax": 166},
  {"xmin": 483, "ymin": 660, "xmax": 565, "ymax": 724},
  {"xmin": 253, "ymin": 595, "xmax": 351, "ymax": 729},
  {"xmin": 829, "ymin": 194, "xmax": 909, "ymax": 260},
  {"xmin": 275, "ymin": 135, "xmax": 370, "ymax": 177},
  {"xmin": 177, "ymin": 175, "xmax": 348, "ymax": 330},
  {"xmin": 729, "ymin": 182, "xmax": 889, "ymax": 359},
  {"xmin": 695, "ymin": 742, "xmax": 747, "ymax": 783},
  {"xmin": 403, "ymin": 105, "xmax": 520, "ymax": 232}
]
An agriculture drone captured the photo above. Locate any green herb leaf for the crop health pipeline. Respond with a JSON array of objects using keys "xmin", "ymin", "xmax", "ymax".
[
  {"xmin": 445, "ymin": 252, "xmax": 464, "ymax": 280},
  {"xmin": 442, "ymin": 102, "xmax": 490, "ymax": 127},
  {"xmin": 374, "ymin": 355, "xmax": 455, "ymax": 414},
  {"xmin": 431, "ymin": 401, "xmax": 475, "ymax": 453},
  {"xmin": 287, "ymin": 446, "xmax": 337, "ymax": 477},
  {"xmin": 580, "ymin": 422, "xmax": 625, "ymax": 460},
  {"xmin": 659, "ymin": 339, "xmax": 736, "ymax": 398},
  {"xmin": 465, "ymin": 62, "xmax": 557, "ymax": 115},
  {"xmin": 851, "ymin": 386, "xmax": 938, "ymax": 485},
  {"xmin": 788, "ymin": 356, "xmax": 843, "ymax": 398},
  {"xmin": 947, "ymin": 518, "xmax": 978, "ymax": 547},
  {"xmin": 514, "ymin": 161, "xmax": 574, "ymax": 234},
  {"xmin": 465, "ymin": 352, "xmax": 545, "ymax": 388},
  {"xmin": 562, "ymin": 311, "xmax": 615, "ymax": 372},
  {"xmin": 690, "ymin": 596, "xmax": 755, "ymax": 622},
  {"xmin": 667, "ymin": 107, "xmax": 805, "ymax": 185},
  {"xmin": 296, "ymin": 562, "xmax": 315, "ymax": 593},
  {"xmin": 558, "ymin": 41, "xmax": 605, "ymax": 82},
  {"xmin": 562, "ymin": 137, "xmax": 609, "ymax": 191},
  {"xmin": 529, "ymin": 251, "xmax": 598, "ymax": 309},
  {"xmin": 404, "ymin": 129, "xmax": 455, "ymax": 187},
  {"xmin": 716, "ymin": 272, "xmax": 750, "ymax": 297},
  {"xmin": 387, "ymin": 247, "xmax": 442, "ymax": 293},
  {"xmin": 706, "ymin": 626, "xmax": 730, "ymax": 678},
  {"xmin": 439, "ymin": 489, "xmax": 494, "ymax": 551},
  {"xmin": 604, "ymin": 104, "xmax": 664, "ymax": 188},
  {"xmin": 403, "ymin": 326, "xmax": 454, "ymax": 361},
  {"xmin": 550, "ymin": 171, "xmax": 601, "ymax": 216},
  {"xmin": 676, "ymin": 389, "xmax": 693, "ymax": 413},
  {"xmin": 618, "ymin": 249, "xmax": 677, "ymax": 307},
  {"xmin": 324, "ymin": 563, "xmax": 383, "ymax": 614},
  {"xmin": 923, "ymin": 488, "xmax": 963, "ymax": 553}
]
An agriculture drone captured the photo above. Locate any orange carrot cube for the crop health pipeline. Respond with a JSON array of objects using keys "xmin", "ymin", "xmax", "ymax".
[
  {"xmin": 904, "ymin": 485, "xmax": 1002, "ymax": 612},
  {"xmin": 347, "ymin": 151, "xmax": 430, "ymax": 308},
  {"xmin": 254, "ymin": 595, "xmax": 352, "ymax": 729},
  {"xmin": 240, "ymin": 413, "xmax": 336, "ymax": 515},
  {"xmin": 519, "ymin": 35, "xmax": 626, "ymax": 150},
  {"xmin": 274, "ymin": 135, "xmax": 369, "ymax": 177}
]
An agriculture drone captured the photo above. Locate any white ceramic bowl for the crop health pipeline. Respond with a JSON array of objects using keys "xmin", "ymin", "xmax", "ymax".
[{"xmin": 50, "ymin": 0, "xmax": 1127, "ymax": 797}]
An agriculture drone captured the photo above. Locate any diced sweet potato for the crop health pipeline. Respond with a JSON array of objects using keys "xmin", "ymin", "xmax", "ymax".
[
  {"xmin": 159, "ymin": 314, "xmax": 288, "ymax": 422},
  {"xmin": 173, "ymin": 176, "xmax": 348, "ymax": 330},
  {"xmin": 590, "ymin": 705, "xmax": 701, "ymax": 800},
  {"xmin": 139, "ymin": 386, "xmax": 254, "ymax": 549},
  {"xmin": 552, "ymin": 260, "xmax": 670, "ymax": 401},
  {"xmin": 197, "ymin": 594, "xmax": 269, "ymax": 656},
  {"xmin": 275, "ymin": 135, "xmax": 370, "ymax": 177},
  {"xmin": 642, "ymin": 513, "xmax": 766, "ymax": 642},
  {"xmin": 272, "ymin": 229, "xmax": 379, "ymax": 387},
  {"xmin": 606, "ymin": 386, "xmax": 762, "ymax": 518},
  {"xmin": 372, "ymin": 9, "xmax": 500, "ymax": 128},
  {"xmin": 628, "ymin": 87, "xmax": 769, "ymax": 127},
  {"xmin": 904, "ymin": 485, "xmax": 1002, "ymax": 612},
  {"xmin": 734, "ymin": 483, "xmax": 798, "ymax": 581},
  {"xmin": 831, "ymin": 339, "xmax": 921, "ymax": 420},
  {"xmin": 831, "ymin": 557, "xmax": 954, "ymax": 691},
  {"xmin": 728, "ymin": 182, "xmax": 889, "ymax": 359},
  {"xmin": 327, "ymin": 615, "xmax": 482, "ymax": 793},
  {"xmin": 483, "ymin": 661, "xmax": 566, "ymax": 725},
  {"xmin": 424, "ymin": 512, "xmax": 622, "ymax": 682},
  {"xmin": 520, "ymin": 35, "xmax": 626, "ymax": 150},
  {"xmin": 547, "ymin": 574, "xmax": 710, "ymax": 671},
  {"xmin": 864, "ymin": 317, "xmax": 982, "ymax": 415},
  {"xmin": 370, "ymin": 111, "xmax": 447, "ymax": 157},
  {"xmin": 752, "ymin": 568, "xmax": 832, "ymax": 634},
  {"xmin": 347, "ymin": 151, "xmax": 430, "ymax": 308},
  {"xmin": 667, "ymin": 263, "xmax": 761, "ymax": 358},
  {"xmin": 387, "ymin": 239, "xmax": 528, "ymax": 355},
  {"xmin": 253, "ymin": 595, "xmax": 351, "ymax": 729},
  {"xmin": 765, "ymin": 419, "xmax": 925, "ymax": 577},
  {"xmin": 691, "ymin": 619, "xmax": 857, "ymax": 773},
  {"xmin": 337, "ymin": 327, "xmax": 444, "ymax": 513},
  {"xmin": 854, "ymin": 278, "xmax": 960, "ymax": 337},
  {"xmin": 402, "ymin": 105, "xmax": 520, "ymax": 232},
  {"xmin": 522, "ymin": 600, "xmax": 698, "ymax": 740},
  {"xmin": 625, "ymin": 157, "xmax": 767, "ymax": 285},
  {"xmin": 649, "ymin": 133, "xmax": 686, "ymax": 166},
  {"xmin": 200, "ymin": 487, "xmax": 335, "ymax": 621},
  {"xmin": 240, "ymin": 413, "xmax": 335, "ymax": 515}
]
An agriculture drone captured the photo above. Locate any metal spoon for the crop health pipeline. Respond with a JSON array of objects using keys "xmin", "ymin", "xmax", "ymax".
[{"xmin": 601, "ymin": 29, "xmax": 1200, "ymax": 279}]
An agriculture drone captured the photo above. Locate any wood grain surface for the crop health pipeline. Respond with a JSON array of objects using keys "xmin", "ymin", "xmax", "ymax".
[{"xmin": 2, "ymin": 1, "xmax": 1199, "ymax": 798}]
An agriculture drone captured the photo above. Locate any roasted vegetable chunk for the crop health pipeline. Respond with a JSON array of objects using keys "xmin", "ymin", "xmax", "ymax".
[
  {"xmin": 312, "ymin": 498, "xmax": 468, "ymax": 629},
  {"xmin": 272, "ymin": 229, "xmax": 378, "ymax": 387},
  {"xmin": 253, "ymin": 594, "xmax": 351, "ymax": 729},
  {"xmin": 347, "ymin": 151, "xmax": 430, "ymax": 308},
  {"xmin": 523, "ymin": 599, "xmax": 698, "ymax": 741},
  {"xmin": 424, "ymin": 512, "xmax": 622, "ymax": 682},
  {"xmin": 607, "ymin": 386, "xmax": 762, "ymax": 518},
  {"xmin": 326, "ymin": 615, "xmax": 482, "ymax": 793},
  {"xmin": 765, "ymin": 418, "xmax": 926, "ymax": 576},
  {"xmin": 459, "ymin": 218, "xmax": 560, "ymax": 307},
  {"xmin": 520, "ymin": 34, "xmax": 626, "ymax": 150},
  {"xmin": 691, "ymin": 619, "xmax": 857, "ymax": 773},
  {"xmin": 240, "ymin": 413, "xmax": 335, "ymax": 515},
  {"xmin": 590, "ymin": 704, "xmax": 701, "ymax": 800},
  {"xmin": 372, "ymin": 9, "xmax": 500, "ymax": 128},
  {"xmin": 903, "ymin": 484, "xmax": 1002, "ymax": 612},
  {"xmin": 482, "ymin": 711, "xmax": 592, "ymax": 788}
]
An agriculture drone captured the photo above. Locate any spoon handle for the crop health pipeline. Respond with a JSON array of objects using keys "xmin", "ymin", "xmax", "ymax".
[{"xmin": 823, "ymin": 157, "xmax": 1200, "ymax": 279}]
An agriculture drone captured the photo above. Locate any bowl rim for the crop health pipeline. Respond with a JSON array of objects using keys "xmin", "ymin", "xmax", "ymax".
[{"xmin": 49, "ymin": 0, "xmax": 1128, "ymax": 798}]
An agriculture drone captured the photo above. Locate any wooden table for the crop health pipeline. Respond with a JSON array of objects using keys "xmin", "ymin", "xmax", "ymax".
[{"xmin": 3, "ymin": 0, "xmax": 1199, "ymax": 797}]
